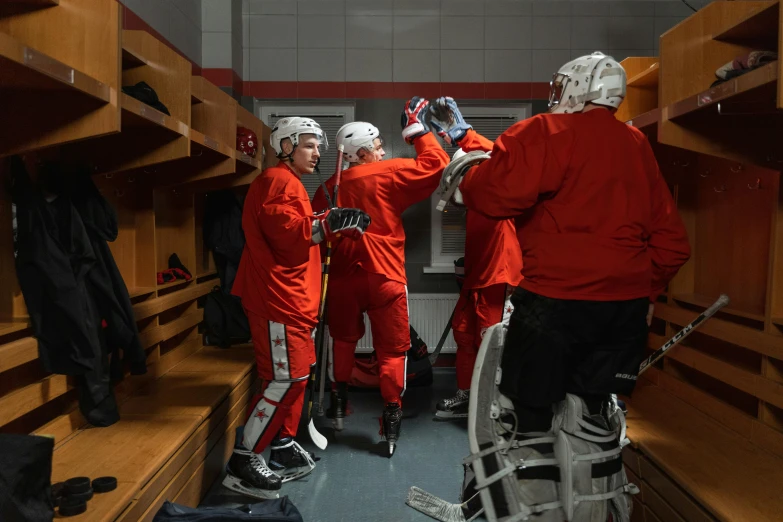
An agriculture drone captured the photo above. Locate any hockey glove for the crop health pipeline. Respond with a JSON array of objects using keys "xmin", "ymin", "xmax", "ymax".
[
  {"xmin": 428, "ymin": 96, "xmax": 472, "ymax": 146},
  {"xmin": 313, "ymin": 207, "xmax": 372, "ymax": 244},
  {"xmin": 401, "ymin": 97, "xmax": 431, "ymax": 144}
]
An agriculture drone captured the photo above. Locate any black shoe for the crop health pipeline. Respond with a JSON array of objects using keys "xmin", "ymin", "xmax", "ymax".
[
  {"xmin": 222, "ymin": 448, "xmax": 281, "ymax": 499},
  {"xmin": 327, "ymin": 382, "xmax": 348, "ymax": 431},
  {"xmin": 268, "ymin": 437, "xmax": 316, "ymax": 483},
  {"xmin": 435, "ymin": 389, "xmax": 469, "ymax": 419},
  {"xmin": 381, "ymin": 403, "xmax": 402, "ymax": 457}
]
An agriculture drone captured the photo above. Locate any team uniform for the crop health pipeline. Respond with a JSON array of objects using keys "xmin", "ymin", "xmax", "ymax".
[
  {"xmin": 436, "ymin": 130, "xmax": 523, "ymax": 419},
  {"xmin": 312, "ymin": 101, "xmax": 449, "ymax": 455},
  {"xmin": 432, "ymin": 53, "xmax": 691, "ymax": 522}
]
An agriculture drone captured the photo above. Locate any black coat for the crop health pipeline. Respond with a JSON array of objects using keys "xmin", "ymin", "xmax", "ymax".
[{"xmin": 10, "ymin": 158, "xmax": 146, "ymax": 426}]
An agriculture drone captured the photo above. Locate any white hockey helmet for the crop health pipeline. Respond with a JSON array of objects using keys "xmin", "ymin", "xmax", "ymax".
[
  {"xmin": 270, "ymin": 116, "xmax": 328, "ymax": 157},
  {"xmin": 548, "ymin": 51, "xmax": 626, "ymax": 114},
  {"xmin": 335, "ymin": 121, "xmax": 381, "ymax": 163}
]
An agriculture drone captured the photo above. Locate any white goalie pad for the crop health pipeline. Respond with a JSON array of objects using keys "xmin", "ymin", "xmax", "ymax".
[
  {"xmin": 465, "ymin": 323, "xmax": 564, "ymax": 522},
  {"xmin": 436, "ymin": 150, "xmax": 491, "ymax": 211},
  {"xmin": 552, "ymin": 394, "xmax": 638, "ymax": 522}
]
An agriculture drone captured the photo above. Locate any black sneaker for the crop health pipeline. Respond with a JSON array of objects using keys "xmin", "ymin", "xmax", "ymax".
[
  {"xmin": 268, "ymin": 437, "xmax": 316, "ymax": 483},
  {"xmin": 380, "ymin": 403, "xmax": 402, "ymax": 457},
  {"xmin": 327, "ymin": 382, "xmax": 348, "ymax": 431},
  {"xmin": 435, "ymin": 389, "xmax": 469, "ymax": 419},
  {"xmin": 222, "ymin": 448, "xmax": 281, "ymax": 499}
]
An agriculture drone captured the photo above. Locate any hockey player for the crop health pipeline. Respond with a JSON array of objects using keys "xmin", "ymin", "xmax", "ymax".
[
  {"xmin": 312, "ymin": 98, "xmax": 449, "ymax": 456},
  {"xmin": 434, "ymin": 137, "xmax": 523, "ymax": 420},
  {"xmin": 433, "ymin": 52, "xmax": 691, "ymax": 521},
  {"xmin": 224, "ymin": 117, "xmax": 371, "ymax": 499}
]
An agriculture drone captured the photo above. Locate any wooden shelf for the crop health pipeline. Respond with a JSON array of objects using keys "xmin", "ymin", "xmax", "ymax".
[
  {"xmin": 628, "ymin": 63, "xmax": 659, "ymax": 89},
  {"xmin": 772, "ymin": 317, "xmax": 783, "ymax": 328},
  {"xmin": 667, "ymin": 61, "xmax": 778, "ymax": 120},
  {"xmin": 0, "ymin": 31, "xmax": 111, "ymax": 102},
  {"xmin": 713, "ymin": 2, "xmax": 779, "ymax": 49},
  {"xmin": 0, "ymin": 321, "xmax": 30, "ymax": 337},
  {"xmin": 196, "ymin": 269, "xmax": 218, "ymax": 279},
  {"xmin": 235, "ymin": 150, "xmax": 261, "ymax": 171},
  {"xmin": 7, "ymin": 0, "xmax": 59, "ymax": 4},
  {"xmin": 121, "ymin": 47, "xmax": 147, "ymax": 70},
  {"xmin": 672, "ymin": 293, "xmax": 765, "ymax": 322},
  {"xmin": 157, "ymin": 279, "xmax": 192, "ymax": 292},
  {"xmin": 627, "ymin": 108, "xmax": 660, "ymax": 130},
  {"xmin": 121, "ymin": 93, "xmax": 188, "ymax": 137},
  {"xmin": 190, "ymin": 130, "xmax": 233, "ymax": 159},
  {"xmin": 128, "ymin": 287, "xmax": 156, "ymax": 299}
]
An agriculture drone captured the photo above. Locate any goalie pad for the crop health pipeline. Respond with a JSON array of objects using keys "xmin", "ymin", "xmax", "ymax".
[
  {"xmin": 436, "ymin": 150, "xmax": 490, "ymax": 211},
  {"xmin": 465, "ymin": 323, "xmax": 564, "ymax": 522},
  {"xmin": 552, "ymin": 395, "xmax": 638, "ymax": 522}
]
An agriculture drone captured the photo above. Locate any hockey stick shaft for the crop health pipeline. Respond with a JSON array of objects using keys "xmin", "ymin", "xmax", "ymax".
[
  {"xmin": 638, "ymin": 293, "xmax": 729, "ymax": 375},
  {"xmin": 428, "ymin": 306, "xmax": 457, "ymax": 365}
]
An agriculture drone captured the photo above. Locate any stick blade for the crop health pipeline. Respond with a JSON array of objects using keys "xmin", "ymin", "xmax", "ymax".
[
  {"xmin": 406, "ymin": 486, "xmax": 467, "ymax": 522},
  {"xmin": 308, "ymin": 419, "xmax": 328, "ymax": 450}
]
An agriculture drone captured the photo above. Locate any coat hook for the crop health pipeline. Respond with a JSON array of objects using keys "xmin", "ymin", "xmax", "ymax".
[
  {"xmin": 700, "ymin": 169, "xmax": 710, "ymax": 178},
  {"xmin": 748, "ymin": 177, "xmax": 761, "ymax": 190},
  {"xmin": 730, "ymin": 164, "xmax": 744, "ymax": 173},
  {"xmin": 104, "ymin": 173, "xmax": 113, "ymax": 179},
  {"xmin": 127, "ymin": 176, "xmax": 135, "ymax": 183},
  {"xmin": 115, "ymin": 188, "xmax": 125, "ymax": 198},
  {"xmin": 680, "ymin": 160, "xmax": 690, "ymax": 167},
  {"xmin": 714, "ymin": 185, "xmax": 727, "ymax": 193}
]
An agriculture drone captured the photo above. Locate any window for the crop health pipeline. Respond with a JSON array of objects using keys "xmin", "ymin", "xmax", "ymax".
[
  {"xmin": 426, "ymin": 105, "xmax": 531, "ymax": 273},
  {"xmin": 257, "ymin": 104, "xmax": 355, "ymax": 198}
]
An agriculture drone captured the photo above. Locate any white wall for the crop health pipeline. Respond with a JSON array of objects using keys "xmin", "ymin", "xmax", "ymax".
[{"xmin": 120, "ymin": 0, "xmax": 203, "ymax": 66}]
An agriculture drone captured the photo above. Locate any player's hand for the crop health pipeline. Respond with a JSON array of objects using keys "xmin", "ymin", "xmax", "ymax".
[
  {"xmin": 314, "ymin": 208, "xmax": 371, "ymax": 243},
  {"xmin": 401, "ymin": 97, "xmax": 431, "ymax": 144},
  {"xmin": 428, "ymin": 97, "xmax": 472, "ymax": 146}
]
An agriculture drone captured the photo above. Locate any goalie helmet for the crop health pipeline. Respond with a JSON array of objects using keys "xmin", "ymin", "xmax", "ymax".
[
  {"xmin": 270, "ymin": 117, "xmax": 328, "ymax": 157},
  {"xmin": 336, "ymin": 121, "xmax": 381, "ymax": 163},
  {"xmin": 549, "ymin": 51, "xmax": 626, "ymax": 114}
]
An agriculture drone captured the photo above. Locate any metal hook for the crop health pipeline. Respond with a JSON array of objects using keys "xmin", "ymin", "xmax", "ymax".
[
  {"xmin": 142, "ymin": 167, "xmax": 156, "ymax": 174},
  {"xmin": 127, "ymin": 176, "xmax": 135, "ymax": 183},
  {"xmin": 115, "ymin": 188, "xmax": 125, "ymax": 198},
  {"xmin": 730, "ymin": 164, "xmax": 744, "ymax": 173},
  {"xmin": 700, "ymin": 169, "xmax": 710, "ymax": 178},
  {"xmin": 193, "ymin": 148, "xmax": 203, "ymax": 157},
  {"xmin": 714, "ymin": 185, "xmax": 727, "ymax": 193},
  {"xmin": 748, "ymin": 177, "xmax": 761, "ymax": 190},
  {"xmin": 679, "ymin": 160, "xmax": 690, "ymax": 167},
  {"xmin": 104, "ymin": 173, "xmax": 113, "ymax": 179}
]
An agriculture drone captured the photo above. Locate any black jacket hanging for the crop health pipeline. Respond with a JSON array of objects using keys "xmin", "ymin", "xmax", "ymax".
[
  {"xmin": 203, "ymin": 189, "xmax": 245, "ymax": 293},
  {"xmin": 0, "ymin": 434, "xmax": 55, "ymax": 522}
]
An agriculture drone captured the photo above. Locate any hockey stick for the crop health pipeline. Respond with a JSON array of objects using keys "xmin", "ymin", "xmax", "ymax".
[
  {"xmin": 428, "ymin": 306, "xmax": 457, "ymax": 365},
  {"xmin": 638, "ymin": 293, "xmax": 729, "ymax": 375},
  {"xmin": 406, "ymin": 486, "xmax": 484, "ymax": 522}
]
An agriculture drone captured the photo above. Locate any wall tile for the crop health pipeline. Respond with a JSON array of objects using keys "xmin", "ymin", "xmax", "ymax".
[
  {"xmin": 248, "ymin": 48, "xmax": 297, "ymax": 80},
  {"xmin": 201, "ymin": 0, "xmax": 231, "ymax": 32},
  {"xmin": 297, "ymin": 48, "xmax": 346, "ymax": 81},
  {"xmin": 572, "ymin": 1, "xmax": 612, "ymax": 16},
  {"xmin": 298, "ymin": 15, "xmax": 345, "ymax": 48},
  {"xmin": 655, "ymin": 1, "xmax": 697, "ymax": 17},
  {"xmin": 346, "ymin": 15, "xmax": 393, "ymax": 49},
  {"xmin": 394, "ymin": 0, "xmax": 440, "ymax": 16},
  {"xmin": 441, "ymin": 16, "xmax": 484, "ymax": 49},
  {"xmin": 485, "ymin": 17, "xmax": 532, "ymax": 49},
  {"xmin": 441, "ymin": 50, "xmax": 483, "ymax": 82},
  {"xmin": 243, "ymin": 48, "xmax": 250, "ymax": 79},
  {"xmin": 345, "ymin": 0, "xmax": 393, "ymax": 16},
  {"xmin": 346, "ymin": 49, "xmax": 393, "ymax": 81},
  {"xmin": 485, "ymin": 49, "xmax": 531, "ymax": 82},
  {"xmin": 532, "ymin": 49, "xmax": 571, "ymax": 81},
  {"xmin": 298, "ymin": 0, "xmax": 345, "ymax": 15},
  {"xmin": 485, "ymin": 0, "xmax": 533, "ymax": 16},
  {"xmin": 242, "ymin": 14, "xmax": 250, "ymax": 47},
  {"xmin": 246, "ymin": 0, "xmax": 297, "ymax": 15},
  {"xmin": 173, "ymin": 0, "xmax": 202, "ymax": 29},
  {"xmin": 202, "ymin": 31, "xmax": 232, "ymax": 68},
  {"xmin": 247, "ymin": 15, "xmax": 297, "ymax": 48},
  {"xmin": 169, "ymin": 6, "xmax": 201, "ymax": 64},
  {"xmin": 531, "ymin": 16, "xmax": 570, "ymax": 49},
  {"xmin": 443, "ymin": 0, "xmax": 484, "ymax": 16},
  {"xmin": 393, "ymin": 50, "xmax": 440, "ymax": 81},
  {"xmin": 571, "ymin": 16, "xmax": 612, "ymax": 49},
  {"xmin": 608, "ymin": 16, "xmax": 655, "ymax": 50},
  {"xmin": 393, "ymin": 16, "xmax": 440, "ymax": 49},
  {"xmin": 610, "ymin": 1, "xmax": 655, "ymax": 17},
  {"xmin": 532, "ymin": 1, "xmax": 570, "ymax": 17}
]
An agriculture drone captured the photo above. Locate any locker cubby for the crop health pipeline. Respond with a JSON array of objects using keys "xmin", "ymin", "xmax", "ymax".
[
  {"xmin": 194, "ymin": 193, "xmax": 216, "ymax": 279},
  {"xmin": 153, "ymin": 188, "xmax": 195, "ymax": 292},
  {"xmin": 616, "ymin": 57, "xmax": 660, "ymax": 130}
]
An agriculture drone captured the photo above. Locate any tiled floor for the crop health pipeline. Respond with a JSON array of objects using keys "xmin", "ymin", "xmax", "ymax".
[{"xmin": 199, "ymin": 368, "xmax": 477, "ymax": 522}]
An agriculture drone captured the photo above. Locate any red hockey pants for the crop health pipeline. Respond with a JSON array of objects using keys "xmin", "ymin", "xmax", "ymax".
[
  {"xmin": 241, "ymin": 311, "xmax": 315, "ymax": 454},
  {"xmin": 452, "ymin": 284, "xmax": 514, "ymax": 390},
  {"xmin": 327, "ymin": 270, "xmax": 408, "ymax": 406}
]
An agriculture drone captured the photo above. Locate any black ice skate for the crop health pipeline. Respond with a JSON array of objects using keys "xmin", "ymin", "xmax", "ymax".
[
  {"xmin": 222, "ymin": 448, "xmax": 281, "ymax": 500},
  {"xmin": 380, "ymin": 403, "xmax": 402, "ymax": 457},
  {"xmin": 268, "ymin": 436, "xmax": 316, "ymax": 483},
  {"xmin": 435, "ymin": 389, "xmax": 470, "ymax": 419},
  {"xmin": 327, "ymin": 382, "xmax": 348, "ymax": 431}
]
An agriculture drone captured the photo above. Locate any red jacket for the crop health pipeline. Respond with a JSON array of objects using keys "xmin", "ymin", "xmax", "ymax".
[
  {"xmin": 232, "ymin": 162, "xmax": 322, "ymax": 328},
  {"xmin": 312, "ymin": 133, "xmax": 449, "ymax": 284},
  {"xmin": 457, "ymin": 130, "xmax": 523, "ymax": 290},
  {"xmin": 460, "ymin": 109, "xmax": 690, "ymax": 302}
]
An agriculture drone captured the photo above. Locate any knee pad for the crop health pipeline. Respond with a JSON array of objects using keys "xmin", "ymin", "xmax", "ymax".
[{"xmin": 552, "ymin": 394, "xmax": 639, "ymax": 522}]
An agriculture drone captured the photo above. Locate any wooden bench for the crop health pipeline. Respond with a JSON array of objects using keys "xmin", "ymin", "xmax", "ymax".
[{"xmin": 623, "ymin": 377, "xmax": 783, "ymax": 522}]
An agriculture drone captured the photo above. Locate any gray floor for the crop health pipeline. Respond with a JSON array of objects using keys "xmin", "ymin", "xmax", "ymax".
[{"xmin": 200, "ymin": 368, "xmax": 476, "ymax": 522}]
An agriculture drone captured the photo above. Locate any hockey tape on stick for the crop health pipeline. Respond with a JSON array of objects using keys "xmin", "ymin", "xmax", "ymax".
[{"xmin": 638, "ymin": 293, "xmax": 729, "ymax": 375}]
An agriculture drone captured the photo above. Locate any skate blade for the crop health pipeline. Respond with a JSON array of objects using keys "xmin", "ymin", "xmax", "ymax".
[
  {"xmin": 388, "ymin": 441, "xmax": 396, "ymax": 457},
  {"xmin": 278, "ymin": 464, "xmax": 315, "ymax": 483},
  {"xmin": 222, "ymin": 475, "xmax": 280, "ymax": 500},
  {"xmin": 435, "ymin": 410, "xmax": 469, "ymax": 420}
]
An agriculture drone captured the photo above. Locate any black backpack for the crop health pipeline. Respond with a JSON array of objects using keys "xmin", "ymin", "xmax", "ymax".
[{"xmin": 202, "ymin": 287, "xmax": 251, "ymax": 348}]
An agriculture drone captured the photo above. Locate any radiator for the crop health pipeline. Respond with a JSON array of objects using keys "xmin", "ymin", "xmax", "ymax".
[{"xmin": 356, "ymin": 293, "xmax": 459, "ymax": 353}]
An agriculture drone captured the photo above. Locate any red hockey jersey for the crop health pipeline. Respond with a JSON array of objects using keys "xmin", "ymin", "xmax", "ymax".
[
  {"xmin": 460, "ymin": 109, "xmax": 690, "ymax": 302},
  {"xmin": 456, "ymin": 129, "xmax": 523, "ymax": 290},
  {"xmin": 232, "ymin": 162, "xmax": 322, "ymax": 328},
  {"xmin": 312, "ymin": 132, "xmax": 449, "ymax": 284}
]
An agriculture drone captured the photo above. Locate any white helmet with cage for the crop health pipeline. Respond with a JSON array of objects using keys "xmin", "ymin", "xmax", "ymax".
[
  {"xmin": 270, "ymin": 117, "xmax": 328, "ymax": 157},
  {"xmin": 548, "ymin": 51, "xmax": 626, "ymax": 114},
  {"xmin": 335, "ymin": 121, "xmax": 382, "ymax": 163}
]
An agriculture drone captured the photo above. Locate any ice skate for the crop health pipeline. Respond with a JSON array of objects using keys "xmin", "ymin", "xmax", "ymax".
[
  {"xmin": 222, "ymin": 448, "xmax": 281, "ymax": 500},
  {"xmin": 327, "ymin": 382, "xmax": 348, "ymax": 431},
  {"xmin": 435, "ymin": 388, "xmax": 470, "ymax": 419},
  {"xmin": 268, "ymin": 436, "xmax": 316, "ymax": 483},
  {"xmin": 380, "ymin": 402, "xmax": 402, "ymax": 457}
]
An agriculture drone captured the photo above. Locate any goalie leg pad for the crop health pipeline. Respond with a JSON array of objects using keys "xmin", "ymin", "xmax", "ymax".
[
  {"xmin": 552, "ymin": 394, "xmax": 639, "ymax": 522},
  {"xmin": 466, "ymin": 323, "xmax": 564, "ymax": 522}
]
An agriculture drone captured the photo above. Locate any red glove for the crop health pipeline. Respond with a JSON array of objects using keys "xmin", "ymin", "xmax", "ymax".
[
  {"xmin": 313, "ymin": 207, "xmax": 372, "ymax": 244},
  {"xmin": 400, "ymin": 96, "xmax": 431, "ymax": 144}
]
